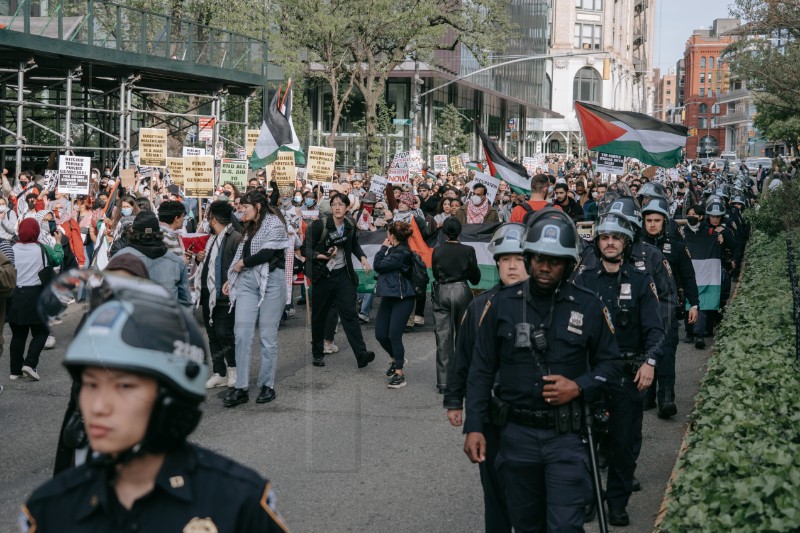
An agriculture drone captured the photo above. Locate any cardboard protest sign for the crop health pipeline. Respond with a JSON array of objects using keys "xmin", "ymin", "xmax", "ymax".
[
  {"xmin": 57, "ymin": 155, "xmax": 91, "ymax": 195},
  {"xmin": 183, "ymin": 156, "xmax": 215, "ymax": 197},
  {"xmin": 182, "ymin": 146, "xmax": 205, "ymax": 157},
  {"xmin": 120, "ymin": 168, "xmax": 136, "ymax": 190},
  {"xmin": 433, "ymin": 155, "xmax": 448, "ymax": 174},
  {"xmin": 166, "ymin": 158, "xmax": 184, "ymax": 187},
  {"xmin": 408, "ymin": 149, "xmax": 423, "ymax": 176},
  {"xmin": 273, "ymin": 151, "xmax": 297, "ymax": 185},
  {"xmin": 307, "ymin": 146, "xmax": 336, "ymax": 178},
  {"xmin": 547, "ymin": 163, "xmax": 559, "ymax": 175},
  {"xmin": 368, "ymin": 175, "xmax": 388, "ymax": 200},
  {"xmin": 450, "ymin": 156, "xmax": 465, "ymax": 175},
  {"xmin": 220, "ymin": 159, "xmax": 248, "ymax": 190},
  {"xmin": 138, "ymin": 128, "xmax": 167, "ymax": 167},
  {"xmin": 595, "ymin": 153, "xmax": 625, "ymax": 176},
  {"xmin": 245, "ymin": 129, "xmax": 260, "ymax": 158},
  {"xmin": 198, "ymin": 117, "xmax": 215, "ymax": 142},
  {"xmin": 469, "ymin": 171, "xmax": 501, "ymax": 203}
]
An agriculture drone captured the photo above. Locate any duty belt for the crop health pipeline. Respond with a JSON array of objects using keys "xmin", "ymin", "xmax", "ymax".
[{"xmin": 508, "ymin": 407, "xmax": 556, "ymax": 429}]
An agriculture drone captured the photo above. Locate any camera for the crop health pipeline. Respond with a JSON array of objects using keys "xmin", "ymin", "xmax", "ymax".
[
  {"xmin": 515, "ymin": 323, "xmax": 531, "ymax": 349},
  {"xmin": 617, "ymin": 308, "xmax": 631, "ymax": 328},
  {"xmin": 532, "ymin": 328, "xmax": 548, "ymax": 353}
]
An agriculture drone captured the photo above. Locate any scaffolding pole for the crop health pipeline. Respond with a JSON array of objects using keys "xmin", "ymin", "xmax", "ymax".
[{"xmin": 15, "ymin": 63, "xmax": 24, "ymax": 178}]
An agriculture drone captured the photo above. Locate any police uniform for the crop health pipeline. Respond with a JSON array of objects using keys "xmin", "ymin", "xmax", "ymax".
[
  {"xmin": 20, "ymin": 443, "xmax": 288, "ymax": 532},
  {"xmin": 465, "ymin": 280, "xmax": 621, "ymax": 532},
  {"xmin": 574, "ymin": 263, "xmax": 663, "ymax": 516},
  {"xmin": 444, "ymin": 283, "xmax": 512, "ymax": 533}
]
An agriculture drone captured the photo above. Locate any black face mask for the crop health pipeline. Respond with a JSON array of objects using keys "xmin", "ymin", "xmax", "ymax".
[
  {"xmin": 687, "ymin": 216, "xmax": 700, "ymax": 226},
  {"xmin": 20, "ymin": 181, "xmax": 28, "ymax": 187},
  {"xmin": 96, "ymin": 200, "xmax": 106, "ymax": 209},
  {"xmin": 27, "ymin": 200, "xmax": 36, "ymax": 207}
]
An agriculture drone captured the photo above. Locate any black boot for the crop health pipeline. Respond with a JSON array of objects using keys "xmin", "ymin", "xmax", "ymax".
[
  {"xmin": 658, "ymin": 388, "xmax": 678, "ymax": 419},
  {"xmin": 223, "ymin": 388, "xmax": 249, "ymax": 407}
]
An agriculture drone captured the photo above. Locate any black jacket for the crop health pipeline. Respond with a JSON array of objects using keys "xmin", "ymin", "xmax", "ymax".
[
  {"xmin": 200, "ymin": 224, "xmax": 242, "ymax": 304},
  {"xmin": 305, "ymin": 215, "xmax": 366, "ymax": 285},
  {"xmin": 374, "ymin": 242, "xmax": 416, "ymax": 298}
]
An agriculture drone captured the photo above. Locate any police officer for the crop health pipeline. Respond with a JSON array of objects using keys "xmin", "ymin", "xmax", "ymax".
[
  {"xmin": 20, "ymin": 290, "xmax": 288, "ymax": 532},
  {"xmin": 574, "ymin": 213, "xmax": 664, "ymax": 527},
  {"xmin": 465, "ymin": 209, "xmax": 621, "ymax": 532},
  {"xmin": 706, "ymin": 200, "xmax": 740, "ymax": 313},
  {"xmin": 444, "ymin": 223, "xmax": 530, "ymax": 533},
  {"xmin": 641, "ymin": 197, "xmax": 699, "ymax": 419}
]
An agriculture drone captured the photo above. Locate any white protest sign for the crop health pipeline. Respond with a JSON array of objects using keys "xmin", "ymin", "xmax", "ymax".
[
  {"xmin": 595, "ymin": 153, "xmax": 625, "ymax": 176},
  {"xmin": 307, "ymin": 146, "xmax": 336, "ymax": 178},
  {"xmin": 388, "ymin": 151, "xmax": 410, "ymax": 184},
  {"xmin": 245, "ymin": 129, "xmax": 260, "ymax": 158},
  {"xmin": 57, "ymin": 155, "xmax": 91, "ymax": 195},
  {"xmin": 368, "ymin": 175, "xmax": 388, "ymax": 200},
  {"xmin": 183, "ymin": 155, "xmax": 215, "ymax": 197},
  {"xmin": 470, "ymin": 171, "xmax": 501, "ymax": 203},
  {"xmin": 408, "ymin": 149, "xmax": 423, "ymax": 176},
  {"xmin": 138, "ymin": 128, "xmax": 167, "ymax": 167},
  {"xmin": 308, "ymin": 179, "xmax": 332, "ymax": 199},
  {"xmin": 43, "ymin": 169, "xmax": 59, "ymax": 191},
  {"xmin": 459, "ymin": 153, "xmax": 470, "ymax": 167},
  {"xmin": 182, "ymin": 146, "xmax": 205, "ymax": 157},
  {"xmin": 387, "ymin": 167, "xmax": 409, "ymax": 185},
  {"xmin": 166, "ymin": 157, "xmax": 184, "ymax": 187},
  {"xmin": 433, "ymin": 155, "xmax": 448, "ymax": 174},
  {"xmin": 220, "ymin": 159, "xmax": 249, "ymax": 190}
]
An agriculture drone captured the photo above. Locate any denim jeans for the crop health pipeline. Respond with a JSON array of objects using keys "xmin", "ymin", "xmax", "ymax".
[
  {"xmin": 360, "ymin": 292, "xmax": 375, "ymax": 315},
  {"xmin": 233, "ymin": 268, "xmax": 286, "ymax": 389}
]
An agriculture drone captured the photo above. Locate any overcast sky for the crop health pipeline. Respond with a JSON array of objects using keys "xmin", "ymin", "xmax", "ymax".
[{"xmin": 654, "ymin": 0, "xmax": 735, "ymax": 71}]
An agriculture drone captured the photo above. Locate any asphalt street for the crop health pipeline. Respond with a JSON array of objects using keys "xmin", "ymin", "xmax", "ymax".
[{"xmin": 0, "ymin": 296, "xmax": 711, "ymax": 532}]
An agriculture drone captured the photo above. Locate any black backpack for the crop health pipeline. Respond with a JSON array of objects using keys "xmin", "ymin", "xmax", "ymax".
[
  {"xmin": 408, "ymin": 251, "xmax": 429, "ymax": 296},
  {"xmin": 520, "ymin": 202, "xmax": 538, "ymax": 226}
]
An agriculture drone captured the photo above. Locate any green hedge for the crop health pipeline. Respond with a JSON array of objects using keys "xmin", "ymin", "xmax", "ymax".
[{"xmin": 658, "ymin": 230, "xmax": 800, "ymax": 532}]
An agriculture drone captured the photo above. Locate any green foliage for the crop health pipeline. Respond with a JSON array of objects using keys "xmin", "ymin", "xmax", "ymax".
[
  {"xmin": 751, "ymin": 94, "xmax": 800, "ymax": 153},
  {"xmin": 658, "ymin": 230, "xmax": 800, "ymax": 533},
  {"xmin": 431, "ymin": 104, "xmax": 471, "ymax": 155},
  {"xmin": 747, "ymin": 178, "xmax": 800, "ymax": 236}
]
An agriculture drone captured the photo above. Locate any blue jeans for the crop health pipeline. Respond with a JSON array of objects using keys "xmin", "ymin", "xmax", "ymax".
[
  {"xmin": 360, "ymin": 292, "xmax": 375, "ymax": 315},
  {"xmin": 234, "ymin": 268, "xmax": 286, "ymax": 389}
]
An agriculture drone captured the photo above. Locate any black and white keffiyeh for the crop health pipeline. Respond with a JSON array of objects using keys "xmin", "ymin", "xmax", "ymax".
[{"xmin": 227, "ymin": 214, "xmax": 288, "ymax": 308}]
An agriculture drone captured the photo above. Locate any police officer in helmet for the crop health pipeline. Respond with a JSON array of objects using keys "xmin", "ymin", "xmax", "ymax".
[
  {"xmin": 574, "ymin": 213, "xmax": 664, "ymax": 527},
  {"xmin": 20, "ymin": 290, "xmax": 288, "ymax": 532},
  {"xmin": 465, "ymin": 208, "xmax": 621, "ymax": 532}
]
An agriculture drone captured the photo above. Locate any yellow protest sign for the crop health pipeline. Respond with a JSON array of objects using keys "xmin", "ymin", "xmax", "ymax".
[
  {"xmin": 183, "ymin": 155, "xmax": 214, "ymax": 197},
  {"xmin": 273, "ymin": 151, "xmax": 297, "ymax": 185},
  {"xmin": 245, "ymin": 129, "xmax": 260, "ymax": 158},
  {"xmin": 450, "ymin": 156, "xmax": 465, "ymax": 175},
  {"xmin": 307, "ymin": 146, "xmax": 336, "ymax": 179},
  {"xmin": 138, "ymin": 128, "xmax": 167, "ymax": 167},
  {"xmin": 166, "ymin": 157, "xmax": 184, "ymax": 187}
]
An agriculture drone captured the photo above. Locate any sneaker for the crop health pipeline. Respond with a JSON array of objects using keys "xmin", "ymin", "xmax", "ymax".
[
  {"xmin": 22, "ymin": 366, "xmax": 40, "ymax": 381},
  {"xmin": 387, "ymin": 373, "xmax": 407, "ymax": 388},
  {"xmin": 287, "ymin": 307, "xmax": 296, "ymax": 318},
  {"xmin": 413, "ymin": 316, "xmax": 425, "ymax": 326},
  {"xmin": 358, "ymin": 313, "xmax": 370, "ymax": 324},
  {"xmin": 323, "ymin": 341, "xmax": 339, "ymax": 354},
  {"xmin": 205, "ymin": 373, "xmax": 228, "ymax": 389},
  {"xmin": 44, "ymin": 336, "xmax": 56, "ymax": 350},
  {"xmin": 9, "ymin": 374, "xmax": 21, "ymax": 380},
  {"xmin": 226, "ymin": 368, "xmax": 237, "ymax": 388},
  {"xmin": 386, "ymin": 361, "xmax": 397, "ymax": 377},
  {"xmin": 66, "ymin": 297, "xmax": 76, "ymax": 305}
]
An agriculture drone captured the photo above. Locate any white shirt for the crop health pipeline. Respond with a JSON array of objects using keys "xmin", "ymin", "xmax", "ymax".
[{"xmin": 12, "ymin": 243, "xmax": 44, "ymax": 287}]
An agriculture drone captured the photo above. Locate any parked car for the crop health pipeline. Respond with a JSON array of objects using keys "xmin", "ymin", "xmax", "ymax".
[{"xmin": 744, "ymin": 157, "xmax": 772, "ymax": 176}]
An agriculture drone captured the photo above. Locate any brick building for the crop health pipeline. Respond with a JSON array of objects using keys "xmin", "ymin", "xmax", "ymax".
[{"xmin": 653, "ymin": 68, "xmax": 676, "ymax": 122}]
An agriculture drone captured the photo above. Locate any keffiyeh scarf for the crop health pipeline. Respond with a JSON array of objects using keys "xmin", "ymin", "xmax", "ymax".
[
  {"xmin": 227, "ymin": 214, "xmax": 288, "ymax": 309},
  {"xmin": 466, "ymin": 198, "xmax": 489, "ymax": 223}
]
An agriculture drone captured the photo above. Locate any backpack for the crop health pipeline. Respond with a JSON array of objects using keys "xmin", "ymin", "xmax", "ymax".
[
  {"xmin": 520, "ymin": 202, "xmax": 537, "ymax": 226},
  {"xmin": 408, "ymin": 251, "xmax": 429, "ymax": 296}
]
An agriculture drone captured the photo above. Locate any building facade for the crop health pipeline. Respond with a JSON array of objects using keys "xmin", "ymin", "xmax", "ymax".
[
  {"xmin": 653, "ymin": 68, "xmax": 676, "ymax": 122},
  {"xmin": 529, "ymin": 0, "xmax": 656, "ymax": 156}
]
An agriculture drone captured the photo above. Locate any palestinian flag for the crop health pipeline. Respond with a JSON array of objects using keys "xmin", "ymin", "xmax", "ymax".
[
  {"xmin": 478, "ymin": 127, "xmax": 530, "ymax": 195},
  {"xmin": 575, "ymin": 102, "xmax": 688, "ymax": 168},
  {"xmin": 249, "ymin": 80, "xmax": 306, "ymax": 170},
  {"xmin": 353, "ymin": 222, "xmax": 502, "ymax": 293},
  {"xmin": 683, "ymin": 227, "xmax": 722, "ymax": 311}
]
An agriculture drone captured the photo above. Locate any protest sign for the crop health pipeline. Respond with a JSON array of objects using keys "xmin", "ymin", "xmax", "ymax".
[
  {"xmin": 387, "ymin": 167, "xmax": 409, "ymax": 185},
  {"xmin": 57, "ymin": 155, "xmax": 91, "ymax": 195},
  {"xmin": 368, "ymin": 175, "xmax": 388, "ymax": 200},
  {"xmin": 595, "ymin": 153, "xmax": 625, "ymax": 176},
  {"xmin": 220, "ymin": 159, "xmax": 248, "ymax": 190},
  {"xmin": 182, "ymin": 146, "xmax": 205, "ymax": 157},
  {"xmin": 449, "ymin": 156, "xmax": 465, "ymax": 175},
  {"xmin": 215, "ymin": 141, "xmax": 224, "ymax": 161},
  {"xmin": 459, "ymin": 153, "xmax": 470, "ymax": 167},
  {"xmin": 433, "ymin": 155, "xmax": 448, "ymax": 174},
  {"xmin": 43, "ymin": 169, "xmax": 59, "ymax": 191},
  {"xmin": 469, "ymin": 171, "xmax": 501, "ymax": 203},
  {"xmin": 273, "ymin": 151, "xmax": 297, "ymax": 185},
  {"xmin": 408, "ymin": 149, "xmax": 423, "ymax": 176},
  {"xmin": 166, "ymin": 158, "xmax": 184, "ymax": 187},
  {"xmin": 131, "ymin": 150, "xmax": 140, "ymax": 168},
  {"xmin": 183, "ymin": 155, "xmax": 214, "ymax": 197},
  {"xmin": 198, "ymin": 117, "xmax": 215, "ymax": 142},
  {"xmin": 138, "ymin": 128, "xmax": 167, "ymax": 167},
  {"xmin": 308, "ymin": 179, "xmax": 331, "ymax": 199},
  {"xmin": 547, "ymin": 163, "xmax": 559, "ymax": 175},
  {"xmin": 307, "ymin": 146, "xmax": 336, "ymax": 178},
  {"xmin": 120, "ymin": 168, "xmax": 136, "ymax": 190},
  {"xmin": 296, "ymin": 167, "xmax": 307, "ymax": 183},
  {"xmin": 245, "ymin": 129, "xmax": 260, "ymax": 158}
]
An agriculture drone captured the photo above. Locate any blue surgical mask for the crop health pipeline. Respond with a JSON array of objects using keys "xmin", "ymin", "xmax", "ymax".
[
  {"xmin": 305, "ymin": 198, "xmax": 315, "ymax": 208},
  {"xmin": 121, "ymin": 207, "xmax": 133, "ymax": 216}
]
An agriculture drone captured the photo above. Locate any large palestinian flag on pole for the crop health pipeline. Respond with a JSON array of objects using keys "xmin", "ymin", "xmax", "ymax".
[
  {"xmin": 575, "ymin": 102, "xmax": 688, "ymax": 168},
  {"xmin": 478, "ymin": 127, "xmax": 531, "ymax": 195},
  {"xmin": 249, "ymin": 80, "xmax": 306, "ymax": 170},
  {"xmin": 683, "ymin": 227, "xmax": 722, "ymax": 311}
]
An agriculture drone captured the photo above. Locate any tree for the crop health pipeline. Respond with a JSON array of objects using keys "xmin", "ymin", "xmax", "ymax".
[
  {"xmin": 346, "ymin": 0, "xmax": 512, "ymax": 172},
  {"xmin": 751, "ymin": 94, "xmax": 800, "ymax": 153},
  {"xmin": 431, "ymin": 104, "xmax": 471, "ymax": 156}
]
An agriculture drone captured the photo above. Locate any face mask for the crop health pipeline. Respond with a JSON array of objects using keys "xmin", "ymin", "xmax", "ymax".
[
  {"xmin": 687, "ymin": 216, "xmax": 700, "ymax": 226},
  {"xmin": 471, "ymin": 195, "xmax": 483, "ymax": 205},
  {"xmin": 121, "ymin": 207, "xmax": 133, "ymax": 216},
  {"xmin": 27, "ymin": 200, "xmax": 36, "ymax": 207},
  {"xmin": 104, "ymin": 170, "xmax": 111, "ymax": 177},
  {"xmin": 363, "ymin": 205, "xmax": 374, "ymax": 214},
  {"xmin": 281, "ymin": 197, "xmax": 292, "ymax": 207},
  {"xmin": 547, "ymin": 186, "xmax": 554, "ymax": 193},
  {"xmin": 678, "ymin": 183, "xmax": 685, "ymax": 189},
  {"xmin": 20, "ymin": 181, "xmax": 28, "ymax": 187},
  {"xmin": 591, "ymin": 191, "xmax": 598, "ymax": 199},
  {"xmin": 293, "ymin": 195, "xmax": 302, "ymax": 203},
  {"xmin": 48, "ymin": 220, "xmax": 57, "ymax": 233},
  {"xmin": 96, "ymin": 200, "xmax": 106, "ymax": 209},
  {"xmin": 305, "ymin": 198, "xmax": 315, "ymax": 208},
  {"xmin": 0, "ymin": 205, "xmax": 6, "ymax": 213}
]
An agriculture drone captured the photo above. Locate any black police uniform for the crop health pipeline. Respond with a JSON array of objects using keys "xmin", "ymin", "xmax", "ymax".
[
  {"xmin": 444, "ymin": 283, "xmax": 512, "ymax": 533},
  {"xmin": 642, "ymin": 228, "xmax": 700, "ymax": 409},
  {"xmin": 706, "ymin": 218, "xmax": 739, "ymax": 308},
  {"xmin": 466, "ymin": 279, "xmax": 621, "ymax": 532},
  {"xmin": 574, "ymin": 263, "xmax": 663, "ymax": 515},
  {"xmin": 21, "ymin": 444, "xmax": 288, "ymax": 532}
]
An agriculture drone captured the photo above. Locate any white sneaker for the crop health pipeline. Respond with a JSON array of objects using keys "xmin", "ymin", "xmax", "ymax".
[
  {"xmin": 9, "ymin": 374, "xmax": 21, "ymax": 380},
  {"xmin": 22, "ymin": 366, "xmax": 40, "ymax": 381},
  {"xmin": 44, "ymin": 336, "xmax": 56, "ymax": 349},
  {"xmin": 323, "ymin": 341, "xmax": 339, "ymax": 354},
  {"xmin": 226, "ymin": 368, "xmax": 237, "ymax": 388},
  {"xmin": 50, "ymin": 318, "xmax": 63, "ymax": 326},
  {"xmin": 358, "ymin": 313, "xmax": 370, "ymax": 323},
  {"xmin": 205, "ymin": 373, "xmax": 228, "ymax": 389},
  {"xmin": 413, "ymin": 316, "xmax": 425, "ymax": 326},
  {"xmin": 287, "ymin": 308, "xmax": 296, "ymax": 318},
  {"xmin": 66, "ymin": 297, "xmax": 76, "ymax": 305}
]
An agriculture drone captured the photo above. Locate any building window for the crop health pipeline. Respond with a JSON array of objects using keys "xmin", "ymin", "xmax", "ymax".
[
  {"xmin": 667, "ymin": 80, "xmax": 671, "ymax": 86},
  {"xmin": 666, "ymin": 90, "xmax": 671, "ymax": 95},
  {"xmin": 709, "ymin": 57, "xmax": 715, "ymax": 69},
  {"xmin": 573, "ymin": 67, "xmax": 602, "ymax": 104},
  {"xmin": 698, "ymin": 103, "xmax": 708, "ymax": 114},
  {"xmin": 576, "ymin": 0, "xmax": 602, "ymax": 9},
  {"xmin": 543, "ymin": 74, "xmax": 552, "ymax": 110},
  {"xmin": 574, "ymin": 23, "xmax": 602, "ymax": 50},
  {"xmin": 700, "ymin": 57, "xmax": 706, "ymax": 69},
  {"xmin": 700, "ymin": 72, "xmax": 705, "ymax": 84}
]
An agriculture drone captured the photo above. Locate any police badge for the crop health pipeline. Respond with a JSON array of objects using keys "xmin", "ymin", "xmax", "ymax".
[{"xmin": 568, "ymin": 311, "xmax": 584, "ymax": 335}]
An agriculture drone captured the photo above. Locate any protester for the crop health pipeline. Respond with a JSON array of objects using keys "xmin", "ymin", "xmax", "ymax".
[
  {"xmin": 510, "ymin": 173, "xmax": 560, "ymax": 223},
  {"xmin": 454, "ymin": 183, "xmax": 499, "ymax": 224},
  {"xmin": 552, "ymin": 182, "xmax": 584, "ymax": 220},
  {"xmin": 157, "ymin": 200, "xmax": 187, "ymax": 259}
]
